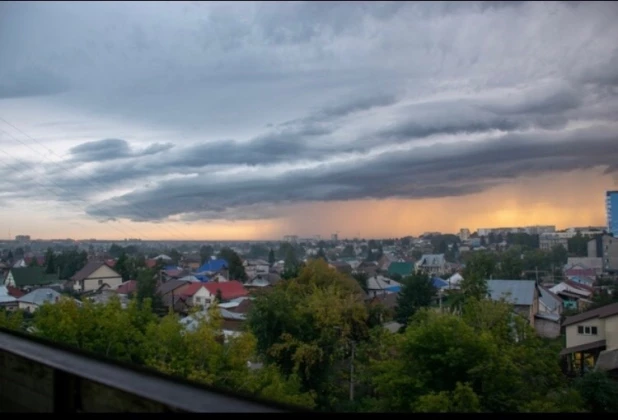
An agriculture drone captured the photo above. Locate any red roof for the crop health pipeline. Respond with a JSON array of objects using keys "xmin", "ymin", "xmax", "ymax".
[
  {"xmin": 7, "ymin": 286, "xmax": 25, "ymax": 298},
  {"xmin": 116, "ymin": 280, "xmax": 137, "ymax": 295},
  {"xmin": 145, "ymin": 259, "xmax": 157, "ymax": 269},
  {"xmin": 203, "ymin": 281, "xmax": 248, "ymax": 301},
  {"xmin": 181, "ymin": 282, "xmax": 206, "ymax": 297},
  {"xmin": 565, "ymin": 268, "xmax": 596, "ymax": 278},
  {"xmin": 106, "ymin": 259, "xmax": 117, "ymax": 268}
]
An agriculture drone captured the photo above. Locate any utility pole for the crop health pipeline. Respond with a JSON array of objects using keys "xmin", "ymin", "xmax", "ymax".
[{"xmin": 349, "ymin": 341, "xmax": 356, "ymax": 402}]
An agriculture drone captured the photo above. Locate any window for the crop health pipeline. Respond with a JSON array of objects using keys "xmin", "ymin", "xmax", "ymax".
[
  {"xmin": 98, "ymin": 279, "xmax": 103, "ymax": 285},
  {"xmin": 578, "ymin": 325, "xmax": 598, "ymax": 335}
]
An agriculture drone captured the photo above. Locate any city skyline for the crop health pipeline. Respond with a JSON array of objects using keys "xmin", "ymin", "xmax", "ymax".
[{"xmin": 1, "ymin": 2, "xmax": 618, "ymax": 241}]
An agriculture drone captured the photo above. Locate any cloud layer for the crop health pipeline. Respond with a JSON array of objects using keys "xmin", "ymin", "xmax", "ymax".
[{"xmin": 1, "ymin": 1, "xmax": 617, "ymax": 231}]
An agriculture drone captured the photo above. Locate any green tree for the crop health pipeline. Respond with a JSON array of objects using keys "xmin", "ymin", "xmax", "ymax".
[
  {"xmin": 115, "ymin": 252, "xmax": 131, "ymax": 281},
  {"xmin": 395, "ymin": 272, "xmax": 435, "ymax": 326},
  {"xmin": 352, "ymin": 272, "xmax": 369, "ymax": 293},
  {"xmin": 247, "ymin": 259, "xmax": 367, "ymax": 410},
  {"xmin": 44, "ymin": 247, "xmax": 57, "ymax": 274},
  {"xmin": 497, "ymin": 249, "xmax": 523, "ymax": 279},
  {"xmin": 362, "ymin": 300, "xmax": 575, "ymax": 413},
  {"xmin": 574, "ymin": 371, "xmax": 618, "ymax": 413},
  {"xmin": 218, "ymin": 247, "xmax": 248, "ymax": 282},
  {"xmin": 550, "ymin": 244, "xmax": 568, "ymax": 268},
  {"xmin": 199, "ymin": 245, "xmax": 214, "ymax": 264},
  {"xmin": 316, "ymin": 247, "xmax": 327, "ymax": 261}
]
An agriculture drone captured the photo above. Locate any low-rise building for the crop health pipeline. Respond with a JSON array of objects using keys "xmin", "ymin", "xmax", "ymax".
[{"xmin": 560, "ymin": 302, "xmax": 618, "ymax": 376}]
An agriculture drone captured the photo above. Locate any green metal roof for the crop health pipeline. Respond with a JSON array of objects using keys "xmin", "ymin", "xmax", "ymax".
[
  {"xmin": 9, "ymin": 267, "xmax": 58, "ymax": 287},
  {"xmin": 387, "ymin": 262, "xmax": 414, "ymax": 277}
]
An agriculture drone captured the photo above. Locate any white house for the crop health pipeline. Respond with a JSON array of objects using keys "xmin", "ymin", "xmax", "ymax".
[{"xmin": 71, "ymin": 261, "xmax": 123, "ymax": 293}]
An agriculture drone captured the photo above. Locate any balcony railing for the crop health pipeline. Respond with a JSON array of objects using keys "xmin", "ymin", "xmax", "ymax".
[{"xmin": 0, "ymin": 327, "xmax": 299, "ymax": 413}]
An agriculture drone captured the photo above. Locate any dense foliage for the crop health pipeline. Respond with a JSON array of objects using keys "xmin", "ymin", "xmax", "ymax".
[{"xmin": 1, "ymin": 257, "xmax": 616, "ymax": 412}]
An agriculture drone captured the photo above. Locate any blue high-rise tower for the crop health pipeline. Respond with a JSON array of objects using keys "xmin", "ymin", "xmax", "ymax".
[{"xmin": 607, "ymin": 191, "xmax": 618, "ymax": 237}]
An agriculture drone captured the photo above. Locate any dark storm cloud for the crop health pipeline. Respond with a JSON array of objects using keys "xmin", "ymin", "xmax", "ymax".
[
  {"xmin": 83, "ymin": 124, "xmax": 618, "ymax": 222},
  {"xmin": 2, "ymin": 1, "xmax": 618, "ymax": 223},
  {"xmin": 68, "ymin": 138, "xmax": 174, "ymax": 163}
]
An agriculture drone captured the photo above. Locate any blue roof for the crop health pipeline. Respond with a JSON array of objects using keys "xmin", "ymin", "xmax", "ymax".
[
  {"xmin": 197, "ymin": 259, "xmax": 228, "ymax": 273},
  {"xmin": 195, "ymin": 275, "xmax": 210, "ymax": 282},
  {"xmin": 432, "ymin": 277, "xmax": 449, "ymax": 289},
  {"xmin": 164, "ymin": 265, "xmax": 180, "ymax": 271},
  {"xmin": 384, "ymin": 285, "xmax": 401, "ymax": 293}
]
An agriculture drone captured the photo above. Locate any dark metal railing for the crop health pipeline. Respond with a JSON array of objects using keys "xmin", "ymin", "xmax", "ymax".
[{"xmin": 0, "ymin": 327, "xmax": 300, "ymax": 413}]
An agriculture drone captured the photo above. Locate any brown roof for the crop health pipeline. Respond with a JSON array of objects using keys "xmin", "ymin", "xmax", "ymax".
[
  {"xmin": 559, "ymin": 339, "xmax": 606, "ymax": 355},
  {"xmin": 157, "ymin": 279, "xmax": 191, "ymax": 296},
  {"xmin": 562, "ymin": 302, "xmax": 618, "ymax": 327},
  {"xmin": 229, "ymin": 298, "xmax": 253, "ymax": 314},
  {"xmin": 71, "ymin": 261, "xmax": 118, "ymax": 282}
]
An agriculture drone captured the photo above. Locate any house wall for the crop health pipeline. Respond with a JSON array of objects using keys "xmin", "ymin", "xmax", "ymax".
[
  {"xmin": 565, "ymin": 318, "xmax": 606, "ymax": 348},
  {"xmin": 604, "ymin": 315, "xmax": 618, "ymax": 350},
  {"xmin": 222, "ymin": 318, "xmax": 244, "ymax": 332},
  {"xmin": 0, "ymin": 301, "xmax": 18, "ymax": 311},
  {"xmin": 76, "ymin": 265, "xmax": 123, "ymax": 293},
  {"xmin": 18, "ymin": 302, "xmax": 39, "ymax": 313},
  {"xmin": 535, "ymin": 318, "xmax": 561, "ymax": 339},
  {"xmin": 4, "ymin": 271, "xmax": 15, "ymax": 287},
  {"xmin": 191, "ymin": 287, "xmax": 214, "ymax": 307}
]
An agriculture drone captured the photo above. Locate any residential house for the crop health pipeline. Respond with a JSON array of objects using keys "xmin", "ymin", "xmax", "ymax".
[
  {"xmin": 180, "ymin": 256, "xmax": 202, "ymax": 271},
  {"xmin": 565, "ymin": 257, "xmax": 603, "ymax": 277},
  {"xmin": 0, "ymin": 285, "xmax": 18, "ymax": 311},
  {"xmin": 179, "ymin": 310, "xmax": 243, "ymax": 343},
  {"xmin": 549, "ymin": 280, "xmax": 594, "ymax": 311},
  {"xmin": 536, "ymin": 286, "xmax": 564, "ymax": 338},
  {"xmin": 71, "ymin": 261, "xmax": 123, "ymax": 293},
  {"xmin": 387, "ymin": 261, "xmax": 414, "ymax": 278},
  {"xmin": 329, "ymin": 261, "xmax": 353, "ymax": 275},
  {"xmin": 446, "ymin": 272, "xmax": 464, "ymax": 289},
  {"xmin": 366, "ymin": 275, "xmax": 402, "ymax": 299},
  {"xmin": 156, "ymin": 279, "xmax": 192, "ymax": 313},
  {"xmin": 4, "ymin": 267, "xmax": 58, "ymax": 290},
  {"xmin": 415, "ymin": 254, "xmax": 448, "ymax": 276},
  {"xmin": 13, "ymin": 255, "xmax": 46, "ymax": 268},
  {"xmin": 487, "ymin": 280, "xmax": 540, "ymax": 327},
  {"xmin": 563, "ymin": 264, "xmax": 596, "ymax": 287},
  {"xmin": 181, "ymin": 281, "xmax": 248, "ymax": 308},
  {"xmin": 358, "ymin": 261, "xmax": 379, "ymax": 276},
  {"xmin": 245, "ymin": 273, "xmax": 281, "ymax": 289},
  {"xmin": 560, "ymin": 302, "xmax": 618, "ymax": 376},
  {"xmin": 17, "ymin": 288, "xmax": 62, "ymax": 312},
  {"xmin": 89, "ymin": 289, "xmax": 129, "ymax": 308},
  {"xmin": 115, "ymin": 280, "xmax": 137, "ymax": 296},
  {"xmin": 195, "ymin": 258, "xmax": 229, "ymax": 280},
  {"xmin": 244, "ymin": 259, "xmax": 270, "ymax": 280},
  {"xmin": 377, "ymin": 254, "xmax": 393, "ymax": 271}
]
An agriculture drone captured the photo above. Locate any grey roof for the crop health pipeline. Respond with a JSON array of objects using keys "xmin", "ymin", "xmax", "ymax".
[
  {"xmin": 417, "ymin": 254, "xmax": 446, "ymax": 267},
  {"xmin": 487, "ymin": 280, "xmax": 537, "ymax": 306},
  {"xmin": 535, "ymin": 312, "xmax": 561, "ymax": 322},
  {"xmin": 367, "ymin": 275, "xmax": 401, "ymax": 291},
  {"xmin": 18, "ymin": 288, "xmax": 62, "ymax": 305},
  {"xmin": 538, "ymin": 286, "xmax": 563, "ymax": 313},
  {"xmin": 220, "ymin": 308, "xmax": 246, "ymax": 320}
]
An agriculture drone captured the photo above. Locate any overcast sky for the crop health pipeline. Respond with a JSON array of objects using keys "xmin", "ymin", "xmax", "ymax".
[{"xmin": 1, "ymin": 1, "xmax": 617, "ymax": 240}]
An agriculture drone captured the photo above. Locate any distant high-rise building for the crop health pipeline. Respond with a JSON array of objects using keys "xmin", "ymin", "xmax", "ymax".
[
  {"xmin": 607, "ymin": 191, "xmax": 618, "ymax": 237},
  {"xmin": 459, "ymin": 228, "xmax": 470, "ymax": 241},
  {"xmin": 15, "ymin": 235, "xmax": 30, "ymax": 242},
  {"xmin": 331, "ymin": 233, "xmax": 338, "ymax": 242}
]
